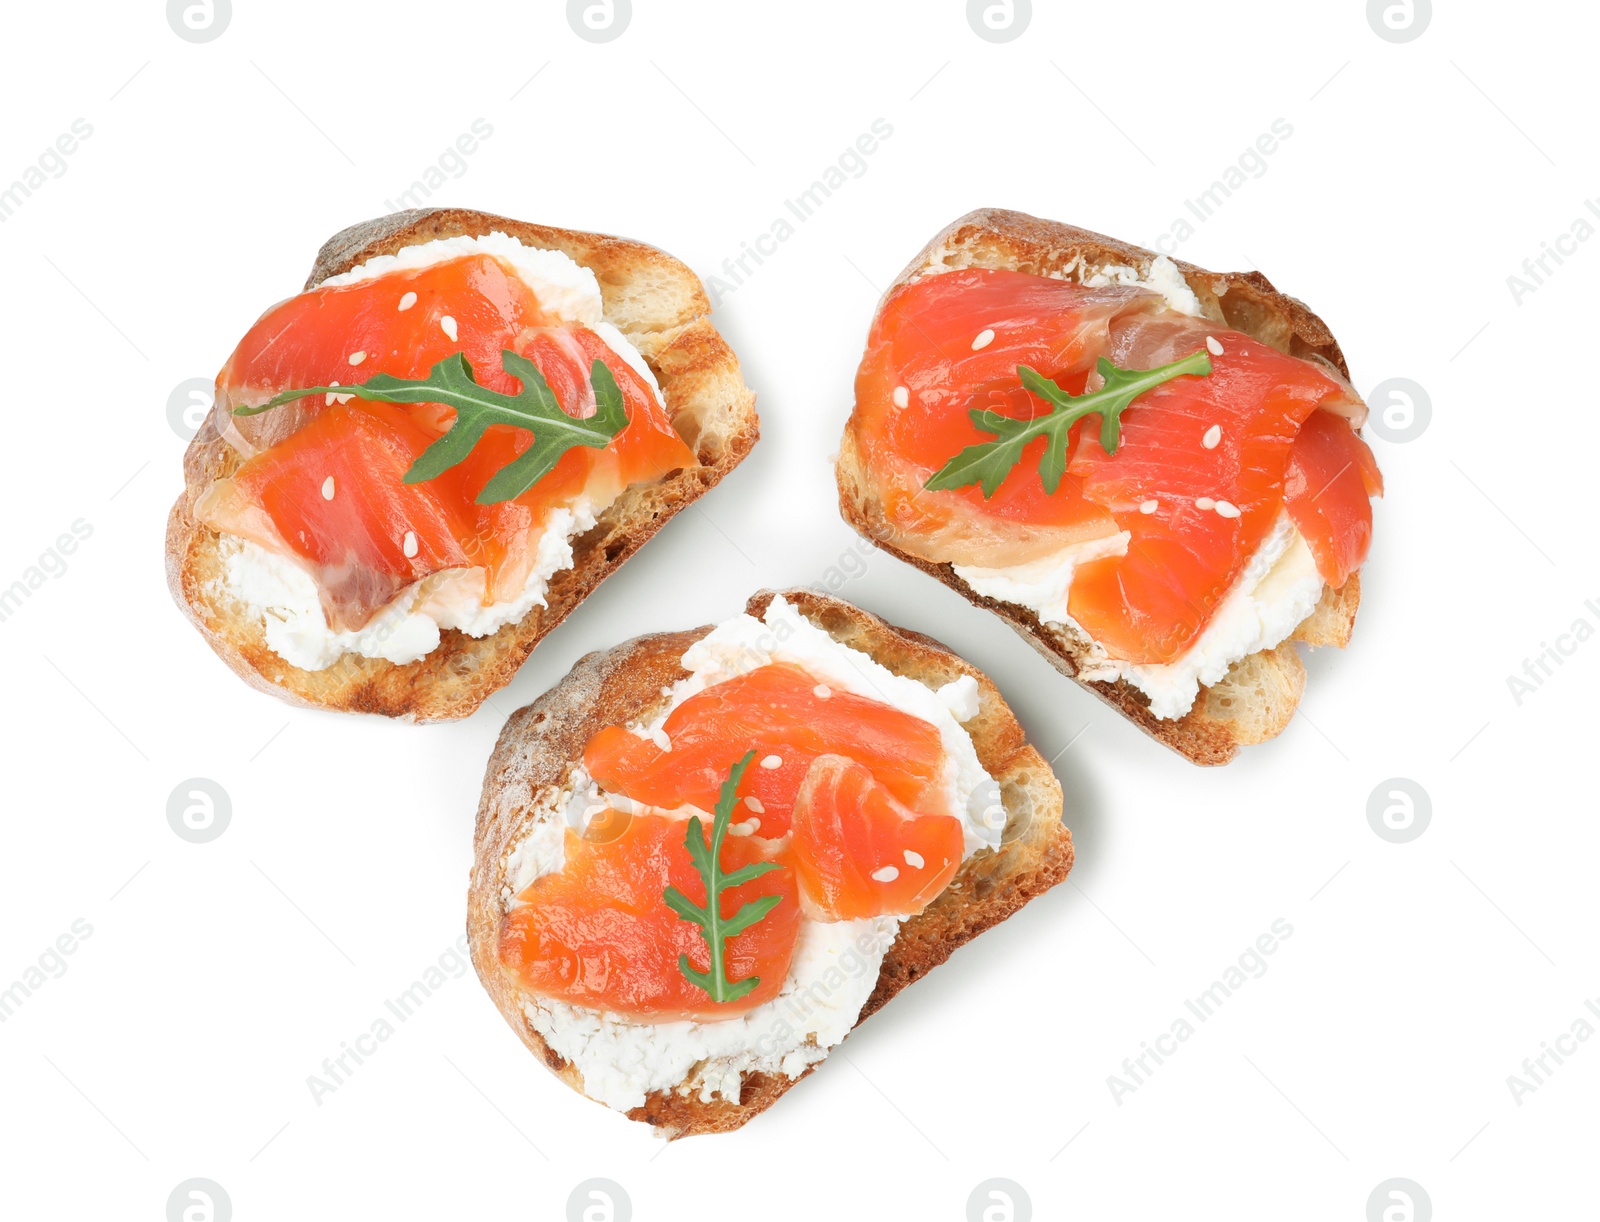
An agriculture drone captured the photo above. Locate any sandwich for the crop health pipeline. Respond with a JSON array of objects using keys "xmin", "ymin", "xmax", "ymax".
[
  {"xmin": 167, "ymin": 208, "xmax": 756, "ymax": 720},
  {"xmin": 836, "ymin": 208, "xmax": 1383, "ymax": 764},
  {"xmin": 466, "ymin": 589, "xmax": 1072, "ymax": 1136}
]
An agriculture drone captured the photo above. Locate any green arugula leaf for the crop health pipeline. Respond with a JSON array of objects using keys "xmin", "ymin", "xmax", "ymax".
[
  {"xmin": 923, "ymin": 350, "xmax": 1214, "ymax": 498},
  {"xmin": 662, "ymin": 750, "xmax": 785, "ymax": 1005},
  {"xmin": 233, "ymin": 350, "xmax": 629, "ymax": 506}
]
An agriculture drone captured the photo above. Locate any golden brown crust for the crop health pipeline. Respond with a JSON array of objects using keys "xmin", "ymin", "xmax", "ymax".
[
  {"xmin": 466, "ymin": 589, "xmax": 1073, "ymax": 1137},
  {"xmin": 165, "ymin": 208, "xmax": 757, "ymax": 721},
  {"xmin": 836, "ymin": 207, "xmax": 1366, "ymax": 766}
]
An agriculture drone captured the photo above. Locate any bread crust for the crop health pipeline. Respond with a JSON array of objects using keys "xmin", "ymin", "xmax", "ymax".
[
  {"xmin": 835, "ymin": 207, "xmax": 1366, "ymax": 765},
  {"xmin": 166, "ymin": 208, "xmax": 758, "ymax": 721},
  {"xmin": 466, "ymin": 589, "xmax": 1074, "ymax": 1137}
]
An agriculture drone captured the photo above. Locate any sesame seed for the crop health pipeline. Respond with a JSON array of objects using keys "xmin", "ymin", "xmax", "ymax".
[
  {"xmin": 744, "ymin": 796, "xmax": 765, "ymax": 814},
  {"xmin": 903, "ymin": 850, "xmax": 925, "ymax": 869},
  {"xmin": 760, "ymin": 754, "xmax": 783, "ymax": 770},
  {"xmin": 971, "ymin": 328, "xmax": 995, "ymax": 351},
  {"xmin": 348, "ymin": 351, "xmax": 367, "ymax": 366},
  {"xmin": 813, "ymin": 684, "xmax": 832, "ymax": 699},
  {"xmin": 870, "ymin": 866, "xmax": 899, "ymax": 882},
  {"xmin": 1195, "ymin": 496, "xmax": 1215, "ymax": 510},
  {"xmin": 892, "ymin": 386, "xmax": 909, "ymax": 409},
  {"xmin": 650, "ymin": 728, "xmax": 672, "ymax": 752},
  {"xmin": 728, "ymin": 821, "xmax": 754, "ymax": 837},
  {"xmin": 321, "ymin": 476, "xmax": 335, "ymax": 500},
  {"xmin": 325, "ymin": 380, "xmax": 340, "ymax": 407},
  {"xmin": 745, "ymin": 817, "xmax": 761, "ymax": 833},
  {"xmin": 440, "ymin": 315, "xmax": 458, "ymax": 341},
  {"xmin": 402, "ymin": 530, "xmax": 418, "ymax": 558},
  {"xmin": 1202, "ymin": 424, "xmax": 1222, "ymax": 449},
  {"xmin": 1139, "ymin": 499, "xmax": 1159, "ymax": 515},
  {"xmin": 1214, "ymin": 500, "xmax": 1240, "ymax": 518},
  {"xmin": 1206, "ymin": 335, "xmax": 1225, "ymax": 357},
  {"xmin": 398, "ymin": 292, "xmax": 417, "ymax": 311}
]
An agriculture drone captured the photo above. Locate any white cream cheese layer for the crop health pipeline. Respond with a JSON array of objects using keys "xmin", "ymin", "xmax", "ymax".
[
  {"xmin": 218, "ymin": 232, "xmax": 661, "ymax": 671},
  {"xmin": 959, "ymin": 514, "xmax": 1324, "ymax": 719},
  {"xmin": 1081, "ymin": 253, "xmax": 1205, "ymax": 316},
  {"xmin": 499, "ymin": 596, "xmax": 999, "ymax": 1112},
  {"xmin": 220, "ymin": 502, "xmax": 596, "ymax": 671}
]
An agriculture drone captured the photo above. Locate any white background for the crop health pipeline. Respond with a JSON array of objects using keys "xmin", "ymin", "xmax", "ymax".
[{"xmin": 0, "ymin": 1, "xmax": 1593, "ymax": 1218}]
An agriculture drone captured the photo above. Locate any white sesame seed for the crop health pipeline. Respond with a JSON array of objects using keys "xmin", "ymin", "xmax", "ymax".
[
  {"xmin": 892, "ymin": 386, "xmax": 909, "ymax": 409},
  {"xmin": 325, "ymin": 380, "xmax": 340, "ymax": 407},
  {"xmin": 321, "ymin": 476, "xmax": 335, "ymax": 501},
  {"xmin": 348, "ymin": 351, "xmax": 367, "ymax": 366},
  {"xmin": 1195, "ymin": 496, "xmax": 1215, "ymax": 510},
  {"xmin": 1214, "ymin": 500, "xmax": 1241, "ymax": 518},
  {"xmin": 903, "ymin": 850, "xmax": 925, "ymax": 869},
  {"xmin": 728, "ymin": 820, "xmax": 755, "ymax": 837},
  {"xmin": 813, "ymin": 684, "xmax": 832, "ymax": 699},
  {"xmin": 1202, "ymin": 424, "xmax": 1222, "ymax": 449},
  {"xmin": 398, "ymin": 292, "xmax": 417, "ymax": 311},
  {"xmin": 650, "ymin": 728, "xmax": 672, "ymax": 752},
  {"xmin": 760, "ymin": 754, "xmax": 783, "ymax": 770},
  {"xmin": 971, "ymin": 328, "xmax": 995, "ymax": 351},
  {"xmin": 744, "ymin": 796, "xmax": 765, "ymax": 814},
  {"xmin": 402, "ymin": 530, "xmax": 418, "ymax": 558},
  {"xmin": 745, "ymin": 817, "xmax": 761, "ymax": 833},
  {"xmin": 1139, "ymin": 499, "xmax": 1159, "ymax": 515},
  {"xmin": 1206, "ymin": 335, "xmax": 1225, "ymax": 357},
  {"xmin": 440, "ymin": 315, "xmax": 458, "ymax": 341},
  {"xmin": 870, "ymin": 866, "xmax": 899, "ymax": 883}
]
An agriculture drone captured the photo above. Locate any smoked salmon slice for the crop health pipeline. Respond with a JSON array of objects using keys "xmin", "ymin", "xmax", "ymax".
[
  {"xmin": 508, "ymin": 661, "xmax": 972, "ymax": 1014},
  {"xmin": 500, "ymin": 814, "xmax": 800, "ymax": 1021},
  {"xmin": 1284, "ymin": 408, "xmax": 1383, "ymax": 588},
  {"xmin": 852, "ymin": 267, "xmax": 1381, "ymax": 665},
  {"xmin": 201, "ymin": 252, "xmax": 695, "ymax": 630},
  {"xmin": 582, "ymin": 662, "xmax": 950, "ymax": 837},
  {"xmin": 788, "ymin": 756, "xmax": 963, "ymax": 920}
]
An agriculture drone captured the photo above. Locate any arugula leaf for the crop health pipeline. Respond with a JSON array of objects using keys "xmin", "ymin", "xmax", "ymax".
[
  {"xmin": 923, "ymin": 350, "xmax": 1214, "ymax": 498},
  {"xmin": 663, "ymin": 750, "xmax": 785, "ymax": 1005},
  {"xmin": 233, "ymin": 351, "xmax": 629, "ymax": 505}
]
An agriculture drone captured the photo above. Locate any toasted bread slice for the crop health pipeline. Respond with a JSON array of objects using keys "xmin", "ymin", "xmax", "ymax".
[
  {"xmin": 835, "ymin": 207, "xmax": 1365, "ymax": 765},
  {"xmin": 166, "ymin": 208, "xmax": 757, "ymax": 721},
  {"xmin": 466, "ymin": 588, "xmax": 1073, "ymax": 1137}
]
